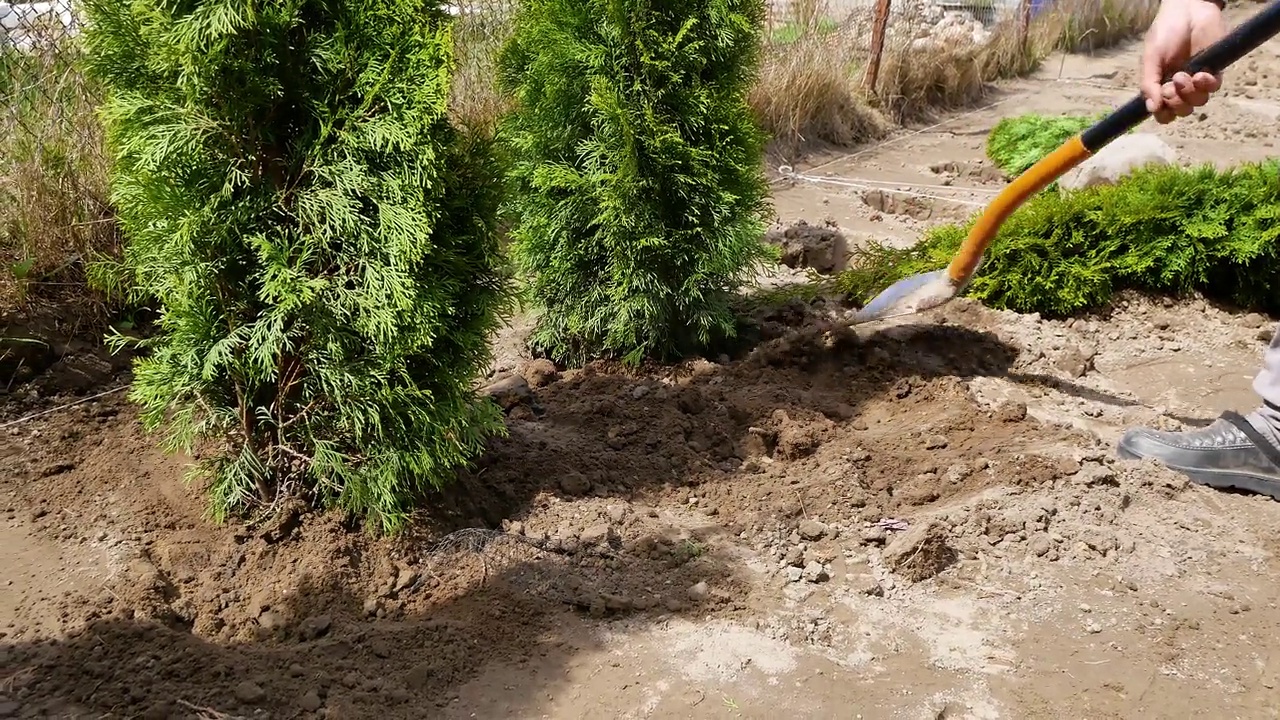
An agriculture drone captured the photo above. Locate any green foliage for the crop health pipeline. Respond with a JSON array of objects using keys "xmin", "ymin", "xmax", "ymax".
[
  {"xmin": 836, "ymin": 160, "xmax": 1280, "ymax": 316},
  {"xmin": 769, "ymin": 17, "xmax": 839, "ymax": 45},
  {"xmin": 985, "ymin": 112, "xmax": 1097, "ymax": 176},
  {"xmin": 81, "ymin": 0, "xmax": 510, "ymax": 533},
  {"xmin": 498, "ymin": 0, "xmax": 774, "ymax": 366}
]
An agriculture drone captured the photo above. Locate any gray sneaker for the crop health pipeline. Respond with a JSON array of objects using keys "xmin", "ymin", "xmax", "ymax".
[{"xmin": 1116, "ymin": 411, "xmax": 1280, "ymax": 499}]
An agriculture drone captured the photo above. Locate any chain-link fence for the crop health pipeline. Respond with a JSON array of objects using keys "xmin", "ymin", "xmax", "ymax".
[
  {"xmin": 1, "ymin": 1, "xmax": 85, "ymax": 147},
  {"xmin": 1, "ymin": 1, "xmax": 105, "ymax": 308}
]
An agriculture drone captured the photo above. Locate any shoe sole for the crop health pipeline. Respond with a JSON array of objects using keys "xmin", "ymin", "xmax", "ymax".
[{"xmin": 1117, "ymin": 444, "xmax": 1280, "ymax": 500}]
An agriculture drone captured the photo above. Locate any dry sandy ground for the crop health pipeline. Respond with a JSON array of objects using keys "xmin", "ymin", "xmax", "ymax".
[{"xmin": 4, "ymin": 6, "xmax": 1280, "ymax": 719}]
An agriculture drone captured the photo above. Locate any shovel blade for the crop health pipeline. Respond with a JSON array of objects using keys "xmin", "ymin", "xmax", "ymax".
[{"xmin": 848, "ymin": 269, "xmax": 962, "ymax": 325}]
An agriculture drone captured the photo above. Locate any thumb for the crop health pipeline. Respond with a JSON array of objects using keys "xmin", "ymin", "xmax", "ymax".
[{"xmin": 1140, "ymin": 44, "xmax": 1167, "ymax": 114}]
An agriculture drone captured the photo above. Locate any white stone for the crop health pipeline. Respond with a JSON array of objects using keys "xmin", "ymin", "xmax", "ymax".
[{"xmin": 1059, "ymin": 133, "xmax": 1179, "ymax": 192}]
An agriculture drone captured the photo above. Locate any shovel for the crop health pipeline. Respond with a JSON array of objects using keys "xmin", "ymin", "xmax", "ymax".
[{"xmin": 849, "ymin": 0, "xmax": 1280, "ymax": 325}]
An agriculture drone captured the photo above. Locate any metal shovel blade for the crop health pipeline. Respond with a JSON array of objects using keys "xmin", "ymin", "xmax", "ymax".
[{"xmin": 848, "ymin": 268, "xmax": 962, "ymax": 325}]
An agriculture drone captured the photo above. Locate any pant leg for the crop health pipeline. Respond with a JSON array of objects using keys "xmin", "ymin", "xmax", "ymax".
[{"xmin": 1253, "ymin": 322, "xmax": 1280, "ymax": 412}]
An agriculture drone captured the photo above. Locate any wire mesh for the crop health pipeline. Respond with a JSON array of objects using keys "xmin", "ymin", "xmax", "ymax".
[
  {"xmin": 1, "ymin": 1, "xmax": 88, "ymax": 152},
  {"xmin": 764, "ymin": 0, "xmax": 1022, "ymax": 66},
  {"xmin": 1, "ymin": 0, "xmax": 106, "ymax": 301}
]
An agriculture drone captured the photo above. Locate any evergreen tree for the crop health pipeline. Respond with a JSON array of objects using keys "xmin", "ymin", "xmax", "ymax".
[
  {"xmin": 81, "ymin": 0, "xmax": 510, "ymax": 533},
  {"xmin": 498, "ymin": 0, "xmax": 773, "ymax": 366}
]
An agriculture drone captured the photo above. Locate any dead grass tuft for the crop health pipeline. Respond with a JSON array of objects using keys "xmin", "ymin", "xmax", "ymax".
[
  {"xmin": 751, "ymin": 39, "xmax": 889, "ymax": 154},
  {"xmin": 754, "ymin": 0, "xmax": 1157, "ymax": 155},
  {"xmin": 0, "ymin": 39, "xmax": 118, "ymax": 323},
  {"xmin": 1049, "ymin": 0, "xmax": 1159, "ymax": 53}
]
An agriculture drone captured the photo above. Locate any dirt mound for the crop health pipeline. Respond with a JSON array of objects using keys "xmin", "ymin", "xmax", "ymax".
[
  {"xmin": 9, "ymin": 19, "xmax": 1280, "ymax": 713},
  {"xmin": 764, "ymin": 219, "xmax": 848, "ymax": 274},
  {"xmin": 0, "ymin": 296, "xmax": 1099, "ymax": 718}
]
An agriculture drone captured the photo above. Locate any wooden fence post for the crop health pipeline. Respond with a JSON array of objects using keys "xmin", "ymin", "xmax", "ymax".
[
  {"xmin": 863, "ymin": 0, "xmax": 892, "ymax": 95},
  {"xmin": 1017, "ymin": 0, "xmax": 1034, "ymax": 55}
]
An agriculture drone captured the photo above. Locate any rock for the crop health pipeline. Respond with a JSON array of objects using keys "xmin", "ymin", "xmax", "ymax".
[
  {"xmin": 234, "ymin": 681, "xmax": 266, "ymax": 704},
  {"xmin": 300, "ymin": 614, "xmax": 332, "ymax": 641},
  {"xmin": 362, "ymin": 598, "xmax": 381, "ymax": 617},
  {"xmin": 521, "ymin": 359, "xmax": 560, "ymax": 388},
  {"xmin": 783, "ymin": 545, "xmax": 805, "ymax": 567},
  {"xmin": 298, "ymin": 690, "xmax": 323, "ymax": 712},
  {"xmin": 924, "ymin": 434, "xmax": 949, "ymax": 450},
  {"xmin": 1053, "ymin": 344, "xmax": 1096, "ymax": 378},
  {"xmin": 801, "ymin": 562, "xmax": 830, "ymax": 583},
  {"xmin": 1028, "ymin": 534, "xmax": 1052, "ymax": 557},
  {"xmin": 558, "ymin": 472, "xmax": 593, "ymax": 496},
  {"xmin": 1059, "ymin": 133, "xmax": 1178, "ymax": 192},
  {"xmin": 481, "ymin": 374, "xmax": 532, "ymax": 410},
  {"xmin": 763, "ymin": 220, "xmax": 847, "ymax": 275},
  {"xmin": 394, "ymin": 568, "xmax": 419, "ymax": 592},
  {"xmin": 849, "ymin": 574, "xmax": 884, "ymax": 597},
  {"xmin": 861, "ymin": 526, "xmax": 888, "ymax": 545},
  {"xmin": 257, "ymin": 610, "xmax": 286, "ymax": 631},
  {"xmin": 785, "ymin": 566, "xmax": 804, "ymax": 583},
  {"xmin": 607, "ymin": 504, "xmax": 629, "ymax": 523},
  {"xmin": 1073, "ymin": 461, "xmax": 1117, "ymax": 486},
  {"xmin": 687, "ymin": 581, "xmax": 710, "ymax": 602},
  {"xmin": 580, "ymin": 524, "xmax": 617, "ymax": 546},
  {"xmin": 882, "ymin": 519, "xmax": 956, "ymax": 582},
  {"xmin": 798, "ymin": 519, "xmax": 830, "ymax": 541}
]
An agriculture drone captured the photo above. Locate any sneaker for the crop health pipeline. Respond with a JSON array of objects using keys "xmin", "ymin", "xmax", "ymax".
[{"xmin": 1116, "ymin": 411, "xmax": 1280, "ymax": 499}]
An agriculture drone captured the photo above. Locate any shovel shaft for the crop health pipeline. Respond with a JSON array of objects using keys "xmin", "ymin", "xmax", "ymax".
[
  {"xmin": 945, "ymin": 0, "xmax": 1280, "ymax": 286},
  {"xmin": 945, "ymin": 136, "xmax": 1089, "ymax": 283}
]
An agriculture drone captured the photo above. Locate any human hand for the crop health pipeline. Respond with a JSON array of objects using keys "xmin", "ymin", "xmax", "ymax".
[{"xmin": 1140, "ymin": 0, "xmax": 1229, "ymax": 123}]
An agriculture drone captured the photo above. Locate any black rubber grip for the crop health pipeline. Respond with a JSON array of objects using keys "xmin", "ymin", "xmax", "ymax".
[{"xmin": 1081, "ymin": 0, "xmax": 1280, "ymax": 152}]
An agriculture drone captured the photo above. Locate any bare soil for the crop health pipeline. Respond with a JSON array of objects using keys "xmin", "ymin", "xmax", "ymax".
[{"xmin": 5, "ymin": 7, "xmax": 1280, "ymax": 719}]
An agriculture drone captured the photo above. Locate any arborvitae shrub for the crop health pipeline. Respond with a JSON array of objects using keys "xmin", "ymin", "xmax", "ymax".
[
  {"xmin": 498, "ymin": 0, "xmax": 773, "ymax": 365},
  {"xmin": 986, "ymin": 112, "xmax": 1097, "ymax": 175},
  {"xmin": 82, "ymin": 0, "xmax": 509, "ymax": 533},
  {"xmin": 837, "ymin": 160, "xmax": 1280, "ymax": 316}
]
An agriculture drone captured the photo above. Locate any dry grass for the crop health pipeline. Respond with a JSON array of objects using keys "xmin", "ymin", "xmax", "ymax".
[
  {"xmin": 449, "ymin": 10, "xmax": 517, "ymax": 136},
  {"xmin": 752, "ymin": 0, "xmax": 891, "ymax": 154},
  {"xmin": 1049, "ymin": 0, "xmax": 1159, "ymax": 52},
  {"xmin": 753, "ymin": 0, "xmax": 1157, "ymax": 156},
  {"xmin": 751, "ymin": 38, "xmax": 890, "ymax": 154},
  {"xmin": 0, "ymin": 39, "xmax": 117, "ymax": 321}
]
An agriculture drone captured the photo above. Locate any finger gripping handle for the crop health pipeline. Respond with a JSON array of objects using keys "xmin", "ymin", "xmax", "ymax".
[
  {"xmin": 1082, "ymin": 0, "xmax": 1280, "ymax": 152},
  {"xmin": 946, "ymin": 0, "xmax": 1280, "ymax": 290}
]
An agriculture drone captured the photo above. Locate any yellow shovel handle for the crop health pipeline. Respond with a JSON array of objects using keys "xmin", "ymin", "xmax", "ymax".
[{"xmin": 945, "ymin": 135, "xmax": 1091, "ymax": 284}]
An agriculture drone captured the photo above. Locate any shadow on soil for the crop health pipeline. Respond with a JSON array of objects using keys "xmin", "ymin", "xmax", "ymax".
[
  {"xmin": 0, "ymin": 314, "xmax": 1105, "ymax": 719},
  {"xmin": 0, "ymin": 542, "xmax": 742, "ymax": 719},
  {"xmin": 427, "ymin": 318, "xmax": 1025, "ymax": 531}
]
